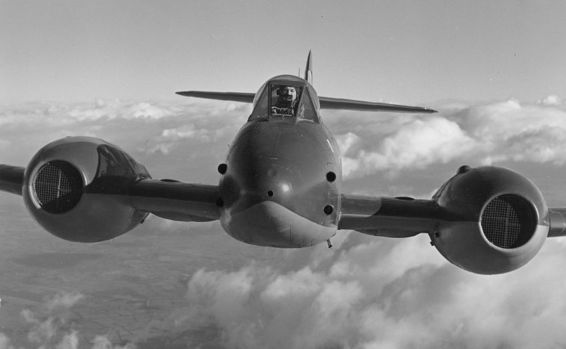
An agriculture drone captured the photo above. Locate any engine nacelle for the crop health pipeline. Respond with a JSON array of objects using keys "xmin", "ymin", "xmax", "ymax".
[
  {"xmin": 22, "ymin": 137, "xmax": 150, "ymax": 242},
  {"xmin": 431, "ymin": 166, "xmax": 549, "ymax": 274}
]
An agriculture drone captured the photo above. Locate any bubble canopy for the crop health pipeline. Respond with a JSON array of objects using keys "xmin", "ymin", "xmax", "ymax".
[{"xmin": 249, "ymin": 75, "xmax": 320, "ymax": 122}]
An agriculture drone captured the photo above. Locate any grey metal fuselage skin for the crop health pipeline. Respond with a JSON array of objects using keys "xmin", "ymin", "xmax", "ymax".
[{"xmin": 218, "ymin": 75, "xmax": 341, "ymax": 247}]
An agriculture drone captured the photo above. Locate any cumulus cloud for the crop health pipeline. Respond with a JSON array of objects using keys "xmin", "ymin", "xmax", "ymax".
[
  {"xmin": 0, "ymin": 333, "xmax": 15, "ymax": 349},
  {"xmin": 0, "ymin": 292, "xmax": 134, "ymax": 349},
  {"xmin": 337, "ymin": 117, "xmax": 476, "ymax": 177},
  {"xmin": 147, "ymin": 121, "xmax": 236, "ymax": 155},
  {"xmin": 4, "ymin": 97, "xmax": 566, "ymax": 348},
  {"xmin": 7, "ymin": 97, "xmax": 566, "ymax": 180},
  {"xmin": 327, "ymin": 98, "xmax": 566, "ymax": 178},
  {"xmin": 180, "ymin": 233, "xmax": 566, "ymax": 349},
  {"xmin": 0, "ymin": 100, "xmax": 248, "ymax": 181},
  {"xmin": 538, "ymin": 95, "xmax": 562, "ymax": 106},
  {"xmin": 45, "ymin": 292, "xmax": 84, "ymax": 312}
]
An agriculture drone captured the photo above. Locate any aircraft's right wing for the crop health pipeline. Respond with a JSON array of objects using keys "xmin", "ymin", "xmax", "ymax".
[
  {"xmin": 176, "ymin": 91, "xmax": 255, "ymax": 103},
  {"xmin": 0, "ymin": 162, "xmax": 220, "ymax": 223},
  {"xmin": 0, "ymin": 136, "xmax": 224, "ymax": 243}
]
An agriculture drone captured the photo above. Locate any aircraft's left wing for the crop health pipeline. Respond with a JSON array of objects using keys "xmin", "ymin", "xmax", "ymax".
[
  {"xmin": 339, "ymin": 194, "xmax": 443, "ymax": 237},
  {"xmin": 338, "ymin": 165, "xmax": 566, "ymax": 275}
]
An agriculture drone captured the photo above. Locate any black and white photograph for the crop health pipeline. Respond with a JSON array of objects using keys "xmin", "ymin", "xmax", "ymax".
[{"xmin": 2, "ymin": 1, "xmax": 566, "ymax": 348}]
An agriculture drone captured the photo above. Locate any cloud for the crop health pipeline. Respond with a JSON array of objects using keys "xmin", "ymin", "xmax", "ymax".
[
  {"xmin": 180, "ymin": 233, "xmax": 566, "ymax": 349},
  {"xmin": 337, "ymin": 117, "xmax": 476, "ymax": 177},
  {"xmin": 460, "ymin": 99, "xmax": 566, "ymax": 165},
  {"xmin": 538, "ymin": 95, "xmax": 562, "ymax": 106},
  {"xmin": 327, "ymin": 98, "xmax": 566, "ymax": 178},
  {"xmin": 4, "ymin": 98, "xmax": 566, "ymax": 348},
  {"xmin": 91, "ymin": 335, "xmax": 135, "ymax": 349},
  {"xmin": 6, "ymin": 97, "xmax": 565, "ymax": 180},
  {"xmin": 46, "ymin": 292, "xmax": 84, "ymax": 312},
  {"xmin": 0, "ymin": 100, "xmax": 248, "ymax": 181},
  {"xmin": 0, "ymin": 333, "xmax": 15, "ymax": 349},
  {"xmin": 55, "ymin": 331, "xmax": 79, "ymax": 349},
  {"xmin": 0, "ymin": 292, "xmax": 135, "ymax": 349}
]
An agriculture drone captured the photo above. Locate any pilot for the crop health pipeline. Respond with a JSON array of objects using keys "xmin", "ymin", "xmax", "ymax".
[{"xmin": 272, "ymin": 86, "xmax": 298, "ymax": 115}]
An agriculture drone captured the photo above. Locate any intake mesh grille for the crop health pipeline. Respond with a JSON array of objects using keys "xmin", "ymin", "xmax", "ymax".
[
  {"xmin": 480, "ymin": 194, "xmax": 536, "ymax": 249},
  {"xmin": 33, "ymin": 161, "xmax": 83, "ymax": 214}
]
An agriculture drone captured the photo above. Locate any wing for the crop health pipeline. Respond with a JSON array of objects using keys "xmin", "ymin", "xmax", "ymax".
[
  {"xmin": 319, "ymin": 96, "xmax": 437, "ymax": 113},
  {"xmin": 0, "ymin": 165, "xmax": 24, "ymax": 195},
  {"xmin": 129, "ymin": 179, "xmax": 220, "ymax": 222},
  {"xmin": 549, "ymin": 208, "xmax": 566, "ymax": 237},
  {"xmin": 340, "ymin": 195, "xmax": 566, "ymax": 239},
  {"xmin": 339, "ymin": 194, "xmax": 443, "ymax": 237},
  {"xmin": 0, "ymin": 163, "xmax": 219, "ymax": 222}
]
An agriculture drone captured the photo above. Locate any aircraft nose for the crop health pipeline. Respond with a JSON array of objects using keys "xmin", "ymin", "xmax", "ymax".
[
  {"xmin": 217, "ymin": 121, "xmax": 339, "ymax": 247},
  {"xmin": 219, "ymin": 156, "xmax": 298, "ymax": 214},
  {"xmin": 220, "ymin": 200, "xmax": 334, "ymax": 248}
]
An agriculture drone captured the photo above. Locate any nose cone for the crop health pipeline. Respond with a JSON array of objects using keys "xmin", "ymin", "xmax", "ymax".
[
  {"xmin": 221, "ymin": 201, "xmax": 335, "ymax": 248},
  {"xmin": 232, "ymin": 155, "xmax": 298, "ymax": 210},
  {"xmin": 218, "ymin": 121, "xmax": 339, "ymax": 247}
]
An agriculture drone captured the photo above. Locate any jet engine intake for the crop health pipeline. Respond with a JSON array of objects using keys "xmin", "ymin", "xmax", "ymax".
[
  {"xmin": 431, "ymin": 166, "xmax": 549, "ymax": 274},
  {"xmin": 22, "ymin": 137, "xmax": 150, "ymax": 242}
]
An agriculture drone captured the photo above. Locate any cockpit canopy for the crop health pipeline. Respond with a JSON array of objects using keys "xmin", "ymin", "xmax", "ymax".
[{"xmin": 249, "ymin": 75, "xmax": 320, "ymax": 122}]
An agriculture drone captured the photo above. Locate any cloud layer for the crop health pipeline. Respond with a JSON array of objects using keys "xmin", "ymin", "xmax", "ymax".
[
  {"xmin": 182, "ymin": 233, "xmax": 566, "ymax": 349},
  {"xmin": 0, "ymin": 292, "xmax": 134, "ymax": 349},
  {"xmin": 326, "ymin": 97, "xmax": 566, "ymax": 178},
  {"xmin": 2, "ymin": 96, "xmax": 565, "ymax": 180},
  {"xmin": 2, "ymin": 96, "xmax": 566, "ymax": 348}
]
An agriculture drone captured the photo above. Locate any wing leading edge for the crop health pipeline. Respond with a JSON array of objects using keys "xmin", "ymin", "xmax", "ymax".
[
  {"xmin": 0, "ymin": 165, "xmax": 24, "ymax": 195},
  {"xmin": 0, "ymin": 163, "xmax": 220, "ymax": 222},
  {"xmin": 128, "ymin": 179, "xmax": 220, "ymax": 222},
  {"xmin": 339, "ymin": 193, "xmax": 566, "ymax": 239},
  {"xmin": 339, "ymin": 194, "xmax": 443, "ymax": 237}
]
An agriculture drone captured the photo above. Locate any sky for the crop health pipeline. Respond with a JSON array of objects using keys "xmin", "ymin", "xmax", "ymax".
[
  {"xmin": 2, "ymin": 0, "xmax": 566, "ymax": 104},
  {"xmin": 3, "ymin": 1, "xmax": 566, "ymax": 349}
]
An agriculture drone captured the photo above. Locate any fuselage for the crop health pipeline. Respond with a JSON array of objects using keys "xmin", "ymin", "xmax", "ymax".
[{"xmin": 218, "ymin": 75, "xmax": 342, "ymax": 247}]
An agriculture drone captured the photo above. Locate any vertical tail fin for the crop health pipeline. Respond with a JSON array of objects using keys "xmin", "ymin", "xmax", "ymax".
[{"xmin": 304, "ymin": 50, "xmax": 313, "ymax": 84}]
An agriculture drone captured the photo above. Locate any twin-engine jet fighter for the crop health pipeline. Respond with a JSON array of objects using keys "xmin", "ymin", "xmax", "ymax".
[{"xmin": 2, "ymin": 52, "xmax": 566, "ymax": 275}]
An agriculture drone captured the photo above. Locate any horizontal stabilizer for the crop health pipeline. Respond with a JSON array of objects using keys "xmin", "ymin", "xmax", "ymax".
[
  {"xmin": 319, "ymin": 96, "xmax": 436, "ymax": 113},
  {"xmin": 177, "ymin": 91, "xmax": 436, "ymax": 113},
  {"xmin": 176, "ymin": 91, "xmax": 255, "ymax": 103}
]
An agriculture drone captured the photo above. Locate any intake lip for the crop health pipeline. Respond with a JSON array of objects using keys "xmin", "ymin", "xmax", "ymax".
[
  {"xmin": 32, "ymin": 160, "xmax": 83, "ymax": 214},
  {"xmin": 480, "ymin": 194, "xmax": 538, "ymax": 249}
]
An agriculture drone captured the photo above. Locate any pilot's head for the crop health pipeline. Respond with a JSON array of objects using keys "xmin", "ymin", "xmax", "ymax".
[{"xmin": 277, "ymin": 86, "xmax": 297, "ymax": 107}]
